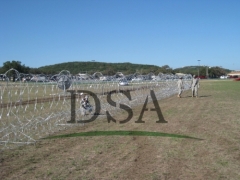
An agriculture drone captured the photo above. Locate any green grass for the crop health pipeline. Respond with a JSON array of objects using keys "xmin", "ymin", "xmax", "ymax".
[{"xmin": 201, "ymin": 80, "xmax": 240, "ymax": 98}]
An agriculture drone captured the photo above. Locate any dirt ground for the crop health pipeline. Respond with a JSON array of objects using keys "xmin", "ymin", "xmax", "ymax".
[{"xmin": 1, "ymin": 80, "xmax": 240, "ymax": 180}]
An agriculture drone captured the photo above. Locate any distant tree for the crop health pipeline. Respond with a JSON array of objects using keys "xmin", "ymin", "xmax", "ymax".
[
  {"xmin": 106, "ymin": 68, "xmax": 115, "ymax": 76},
  {"xmin": 199, "ymin": 66, "xmax": 206, "ymax": 76},
  {"xmin": 0, "ymin": 60, "xmax": 30, "ymax": 74},
  {"xmin": 159, "ymin": 65, "xmax": 174, "ymax": 74},
  {"xmin": 29, "ymin": 68, "xmax": 42, "ymax": 74},
  {"xmin": 208, "ymin": 67, "xmax": 227, "ymax": 78},
  {"xmin": 174, "ymin": 65, "xmax": 231, "ymax": 78}
]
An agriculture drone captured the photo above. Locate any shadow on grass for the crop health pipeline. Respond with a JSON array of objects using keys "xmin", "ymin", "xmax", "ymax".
[
  {"xmin": 182, "ymin": 95, "xmax": 212, "ymax": 98},
  {"xmin": 199, "ymin": 95, "xmax": 212, "ymax": 98},
  {"xmin": 44, "ymin": 131, "xmax": 203, "ymax": 140}
]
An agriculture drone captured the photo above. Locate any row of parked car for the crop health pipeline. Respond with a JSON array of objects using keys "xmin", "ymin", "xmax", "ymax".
[{"xmin": 220, "ymin": 75, "xmax": 239, "ymax": 79}]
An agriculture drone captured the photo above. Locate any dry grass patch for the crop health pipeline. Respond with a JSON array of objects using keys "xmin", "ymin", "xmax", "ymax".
[{"xmin": 1, "ymin": 80, "xmax": 240, "ymax": 180}]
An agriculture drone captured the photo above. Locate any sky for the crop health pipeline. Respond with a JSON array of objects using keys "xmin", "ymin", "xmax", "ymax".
[{"xmin": 1, "ymin": 0, "xmax": 240, "ymax": 70}]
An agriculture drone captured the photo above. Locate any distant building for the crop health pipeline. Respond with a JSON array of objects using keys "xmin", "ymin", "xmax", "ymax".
[{"xmin": 227, "ymin": 71, "xmax": 240, "ymax": 78}]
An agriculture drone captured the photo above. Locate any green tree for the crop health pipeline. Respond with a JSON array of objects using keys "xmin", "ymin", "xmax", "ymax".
[
  {"xmin": 0, "ymin": 60, "xmax": 30, "ymax": 74},
  {"xmin": 208, "ymin": 66, "xmax": 228, "ymax": 78},
  {"xmin": 159, "ymin": 65, "xmax": 175, "ymax": 74}
]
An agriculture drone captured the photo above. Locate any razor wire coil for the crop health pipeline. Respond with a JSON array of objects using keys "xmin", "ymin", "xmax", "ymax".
[{"xmin": 0, "ymin": 69, "xmax": 192, "ymax": 149}]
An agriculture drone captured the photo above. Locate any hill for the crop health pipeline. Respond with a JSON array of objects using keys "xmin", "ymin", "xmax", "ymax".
[
  {"xmin": 37, "ymin": 62, "xmax": 232, "ymax": 77},
  {"xmin": 37, "ymin": 61, "xmax": 174, "ymax": 75},
  {"xmin": 0, "ymin": 60, "xmax": 232, "ymax": 77}
]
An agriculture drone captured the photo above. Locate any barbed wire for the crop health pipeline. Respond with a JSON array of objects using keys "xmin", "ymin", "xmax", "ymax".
[{"xmin": 0, "ymin": 69, "xmax": 192, "ymax": 149}]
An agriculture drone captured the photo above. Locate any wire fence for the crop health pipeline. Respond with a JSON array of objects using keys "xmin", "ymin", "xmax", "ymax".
[{"xmin": 0, "ymin": 68, "xmax": 192, "ymax": 149}]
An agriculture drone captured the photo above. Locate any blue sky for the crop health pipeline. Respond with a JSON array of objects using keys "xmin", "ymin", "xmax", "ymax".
[{"xmin": 1, "ymin": 0, "xmax": 240, "ymax": 70}]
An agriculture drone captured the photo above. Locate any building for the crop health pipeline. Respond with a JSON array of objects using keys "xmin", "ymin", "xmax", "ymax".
[{"xmin": 227, "ymin": 71, "xmax": 240, "ymax": 78}]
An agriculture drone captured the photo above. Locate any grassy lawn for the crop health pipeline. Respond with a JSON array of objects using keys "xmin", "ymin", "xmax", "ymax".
[{"xmin": 1, "ymin": 79, "xmax": 240, "ymax": 180}]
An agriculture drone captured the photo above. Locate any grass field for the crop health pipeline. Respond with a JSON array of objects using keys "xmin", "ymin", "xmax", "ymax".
[{"xmin": 1, "ymin": 79, "xmax": 240, "ymax": 180}]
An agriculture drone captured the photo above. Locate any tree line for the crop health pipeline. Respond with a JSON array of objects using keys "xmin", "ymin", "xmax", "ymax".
[
  {"xmin": 0, "ymin": 60, "xmax": 232, "ymax": 78},
  {"xmin": 174, "ymin": 66, "xmax": 232, "ymax": 78}
]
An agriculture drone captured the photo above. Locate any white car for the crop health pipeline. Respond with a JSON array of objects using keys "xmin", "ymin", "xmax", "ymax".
[
  {"xmin": 220, "ymin": 75, "xmax": 228, "ymax": 79},
  {"xmin": 131, "ymin": 77, "xmax": 143, "ymax": 82},
  {"xmin": 30, "ymin": 76, "xmax": 46, "ymax": 82},
  {"xmin": 119, "ymin": 80, "xmax": 129, "ymax": 86}
]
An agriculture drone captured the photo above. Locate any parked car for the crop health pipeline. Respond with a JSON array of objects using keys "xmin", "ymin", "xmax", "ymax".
[
  {"xmin": 119, "ymin": 80, "xmax": 129, "ymax": 86},
  {"xmin": 131, "ymin": 77, "xmax": 143, "ymax": 82},
  {"xmin": 196, "ymin": 75, "xmax": 207, "ymax": 79},
  {"xmin": 220, "ymin": 75, "xmax": 229, "ymax": 79},
  {"xmin": 30, "ymin": 76, "xmax": 47, "ymax": 82},
  {"xmin": 234, "ymin": 77, "xmax": 240, "ymax": 81}
]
